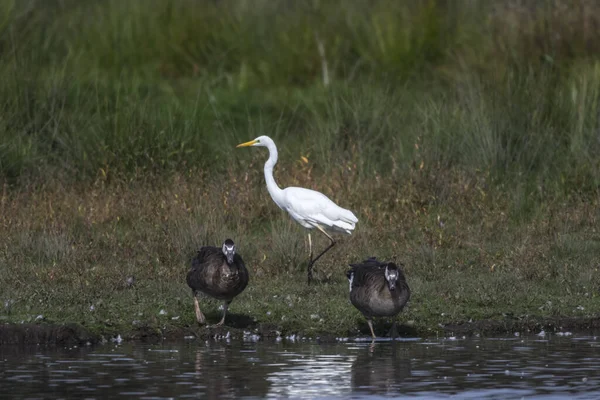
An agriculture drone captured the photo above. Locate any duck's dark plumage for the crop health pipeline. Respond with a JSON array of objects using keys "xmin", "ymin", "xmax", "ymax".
[
  {"xmin": 347, "ymin": 257, "xmax": 410, "ymax": 338},
  {"xmin": 186, "ymin": 239, "xmax": 249, "ymax": 326},
  {"xmin": 187, "ymin": 248, "xmax": 248, "ymax": 300}
]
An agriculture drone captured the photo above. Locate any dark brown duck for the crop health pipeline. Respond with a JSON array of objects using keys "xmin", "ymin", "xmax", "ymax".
[
  {"xmin": 186, "ymin": 239, "xmax": 249, "ymax": 326},
  {"xmin": 347, "ymin": 257, "xmax": 410, "ymax": 338}
]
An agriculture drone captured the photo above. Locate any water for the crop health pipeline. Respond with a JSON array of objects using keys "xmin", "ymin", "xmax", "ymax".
[{"xmin": 1, "ymin": 334, "xmax": 599, "ymax": 399}]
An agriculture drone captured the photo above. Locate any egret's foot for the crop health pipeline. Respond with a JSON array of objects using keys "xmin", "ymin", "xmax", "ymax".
[{"xmin": 307, "ymin": 264, "xmax": 315, "ymax": 284}]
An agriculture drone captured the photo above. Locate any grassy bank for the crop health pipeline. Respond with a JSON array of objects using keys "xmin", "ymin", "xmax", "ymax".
[
  {"xmin": 1, "ymin": 0, "xmax": 600, "ymax": 340},
  {"xmin": 1, "ymin": 173, "xmax": 599, "ymax": 339}
]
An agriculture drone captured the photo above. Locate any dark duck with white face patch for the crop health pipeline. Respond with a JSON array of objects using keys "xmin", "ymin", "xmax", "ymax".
[
  {"xmin": 347, "ymin": 257, "xmax": 410, "ymax": 339},
  {"xmin": 186, "ymin": 239, "xmax": 249, "ymax": 326}
]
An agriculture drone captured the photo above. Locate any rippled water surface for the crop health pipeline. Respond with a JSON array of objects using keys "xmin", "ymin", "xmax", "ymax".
[{"xmin": 1, "ymin": 334, "xmax": 600, "ymax": 399}]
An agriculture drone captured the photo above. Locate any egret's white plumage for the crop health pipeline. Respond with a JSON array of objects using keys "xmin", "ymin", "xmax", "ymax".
[{"xmin": 237, "ymin": 135, "xmax": 358, "ymax": 283}]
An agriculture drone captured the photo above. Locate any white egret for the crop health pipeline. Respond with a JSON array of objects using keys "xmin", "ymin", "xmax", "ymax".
[{"xmin": 237, "ymin": 135, "xmax": 358, "ymax": 283}]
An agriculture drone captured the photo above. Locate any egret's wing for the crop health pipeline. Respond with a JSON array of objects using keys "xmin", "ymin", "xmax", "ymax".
[
  {"xmin": 283, "ymin": 187, "xmax": 331, "ymax": 216},
  {"xmin": 283, "ymin": 187, "xmax": 357, "ymax": 231}
]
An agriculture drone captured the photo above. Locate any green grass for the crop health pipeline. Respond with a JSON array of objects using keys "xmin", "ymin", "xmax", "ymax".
[{"xmin": 1, "ymin": 0, "xmax": 600, "ymax": 339}]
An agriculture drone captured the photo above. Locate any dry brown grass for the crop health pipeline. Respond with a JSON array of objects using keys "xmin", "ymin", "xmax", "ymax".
[{"xmin": 1, "ymin": 161, "xmax": 599, "ymax": 337}]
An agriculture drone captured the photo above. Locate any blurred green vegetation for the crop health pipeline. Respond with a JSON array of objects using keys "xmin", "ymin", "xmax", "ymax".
[{"xmin": 0, "ymin": 0, "xmax": 599, "ymax": 198}]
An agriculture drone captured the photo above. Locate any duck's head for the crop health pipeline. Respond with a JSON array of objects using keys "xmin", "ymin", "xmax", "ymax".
[
  {"xmin": 384, "ymin": 263, "xmax": 400, "ymax": 291},
  {"xmin": 222, "ymin": 239, "xmax": 236, "ymax": 264}
]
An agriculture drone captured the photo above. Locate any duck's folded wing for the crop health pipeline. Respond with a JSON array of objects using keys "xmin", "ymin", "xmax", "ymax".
[{"xmin": 192, "ymin": 246, "xmax": 219, "ymax": 268}]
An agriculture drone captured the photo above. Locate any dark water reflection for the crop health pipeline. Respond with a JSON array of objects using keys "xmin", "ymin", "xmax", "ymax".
[{"xmin": 1, "ymin": 334, "xmax": 599, "ymax": 399}]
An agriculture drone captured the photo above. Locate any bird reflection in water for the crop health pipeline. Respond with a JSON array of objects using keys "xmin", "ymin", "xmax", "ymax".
[
  {"xmin": 192, "ymin": 345, "xmax": 273, "ymax": 400},
  {"xmin": 351, "ymin": 342, "xmax": 412, "ymax": 395}
]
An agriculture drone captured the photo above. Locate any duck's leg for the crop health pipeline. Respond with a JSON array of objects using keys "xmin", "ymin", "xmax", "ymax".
[
  {"xmin": 307, "ymin": 225, "xmax": 336, "ymax": 284},
  {"xmin": 367, "ymin": 318, "xmax": 376, "ymax": 339},
  {"xmin": 388, "ymin": 321, "xmax": 399, "ymax": 340},
  {"xmin": 214, "ymin": 301, "xmax": 231, "ymax": 326},
  {"xmin": 193, "ymin": 293, "xmax": 206, "ymax": 325}
]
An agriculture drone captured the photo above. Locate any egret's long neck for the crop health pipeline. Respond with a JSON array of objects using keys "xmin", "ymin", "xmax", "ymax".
[{"xmin": 264, "ymin": 141, "xmax": 285, "ymax": 207}]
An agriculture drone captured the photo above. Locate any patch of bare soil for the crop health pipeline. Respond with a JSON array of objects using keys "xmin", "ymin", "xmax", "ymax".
[{"xmin": 0, "ymin": 323, "xmax": 100, "ymax": 346}]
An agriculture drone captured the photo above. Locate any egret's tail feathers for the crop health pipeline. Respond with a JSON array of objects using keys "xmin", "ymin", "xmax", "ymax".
[
  {"xmin": 307, "ymin": 209, "xmax": 358, "ymax": 234},
  {"xmin": 339, "ymin": 208, "xmax": 358, "ymax": 224},
  {"xmin": 331, "ymin": 219, "xmax": 356, "ymax": 234},
  {"xmin": 332, "ymin": 208, "xmax": 358, "ymax": 234}
]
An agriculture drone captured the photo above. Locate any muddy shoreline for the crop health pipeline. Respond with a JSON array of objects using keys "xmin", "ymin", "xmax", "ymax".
[{"xmin": 2, "ymin": 316, "xmax": 599, "ymax": 346}]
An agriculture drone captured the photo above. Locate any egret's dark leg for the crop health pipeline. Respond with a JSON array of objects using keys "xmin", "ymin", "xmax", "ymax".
[
  {"xmin": 193, "ymin": 292, "xmax": 206, "ymax": 325},
  {"xmin": 307, "ymin": 225, "xmax": 336, "ymax": 284},
  {"xmin": 308, "ymin": 232, "xmax": 313, "ymax": 265},
  {"xmin": 307, "ymin": 233, "xmax": 313, "ymax": 283}
]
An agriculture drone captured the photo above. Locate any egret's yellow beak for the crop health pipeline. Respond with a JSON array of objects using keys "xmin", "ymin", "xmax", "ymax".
[{"xmin": 236, "ymin": 139, "xmax": 258, "ymax": 148}]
